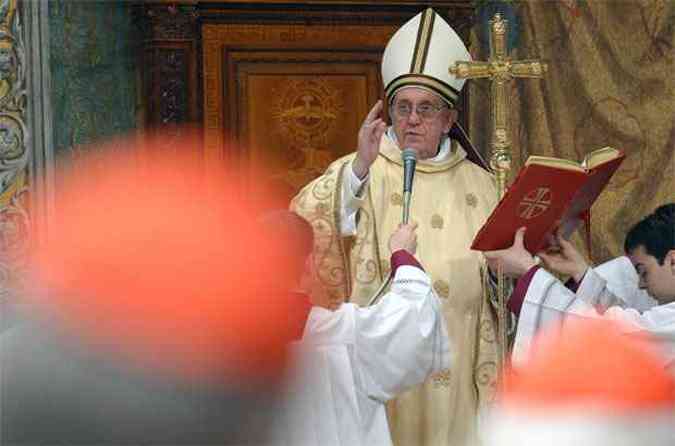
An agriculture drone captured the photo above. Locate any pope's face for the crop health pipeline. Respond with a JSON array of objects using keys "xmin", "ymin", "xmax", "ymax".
[
  {"xmin": 390, "ymin": 88, "xmax": 457, "ymax": 160},
  {"xmin": 628, "ymin": 245, "xmax": 675, "ymax": 304}
]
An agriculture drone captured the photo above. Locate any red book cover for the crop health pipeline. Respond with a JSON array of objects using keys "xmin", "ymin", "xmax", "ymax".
[{"xmin": 471, "ymin": 148, "xmax": 625, "ymax": 253}]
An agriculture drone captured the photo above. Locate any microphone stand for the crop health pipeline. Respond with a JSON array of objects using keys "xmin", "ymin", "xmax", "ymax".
[{"xmin": 368, "ymin": 149, "xmax": 417, "ymax": 306}]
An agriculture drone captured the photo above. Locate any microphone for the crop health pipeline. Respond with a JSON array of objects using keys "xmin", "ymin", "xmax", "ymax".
[
  {"xmin": 401, "ymin": 148, "xmax": 417, "ymax": 224},
  {"xmin": 368, "ymin": 148, "xmax": 417, "ymax": 307}
]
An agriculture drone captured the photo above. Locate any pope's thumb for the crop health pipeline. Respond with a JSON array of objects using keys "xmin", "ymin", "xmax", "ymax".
[{"xmin": 514, "ymin": 226, "xmax": 527, "ymax": 247}]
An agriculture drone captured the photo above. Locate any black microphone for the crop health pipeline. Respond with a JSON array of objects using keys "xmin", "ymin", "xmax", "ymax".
[
  {"xmin": 367, "ymin": 148, "xmax": 416, "ymax": 307},
  {"xmin": 401, "ymin": 148, "xmax": 417, "ymax": 224}
]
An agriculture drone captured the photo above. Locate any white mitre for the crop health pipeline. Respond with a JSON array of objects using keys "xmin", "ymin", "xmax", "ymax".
[{"xmin": 382, "ymin": 8, "xmax": 471, "ymax": 106}]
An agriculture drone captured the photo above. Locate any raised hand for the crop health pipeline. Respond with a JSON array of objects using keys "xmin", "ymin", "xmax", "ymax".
[
  {"xmin": 353, "ymin": 100, "xmax": 387, "ymax": 179},
  {"xmin": 538, "ymin": 232, "xmax": 588, "ymax": 282},
  {"xmin": 483, "ymin": 227, "xmax": 537, "ymax": 278},
  {"xmin": 389, "ymin": 222, "xmax": 418, "ymax": 255}
]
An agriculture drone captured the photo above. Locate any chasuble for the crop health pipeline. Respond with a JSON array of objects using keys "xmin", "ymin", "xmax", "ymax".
[{"xmin": 291, "ymin": 133, "xmax": 502, "ymax": 446}]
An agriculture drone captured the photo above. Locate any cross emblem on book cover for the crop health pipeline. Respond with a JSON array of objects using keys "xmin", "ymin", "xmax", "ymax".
[{"xmin": 518, "ymin": 187, "xmax": 552, "ymax": 219}]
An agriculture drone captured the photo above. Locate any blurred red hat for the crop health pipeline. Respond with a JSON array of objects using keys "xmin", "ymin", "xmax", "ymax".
[
  {"xmin": 484, "ymin": 320, "xmax": 675, "ymax": 446},
  {"xmin": 28, "ymin": 132, "xmax": 308, "ymax": 387}
]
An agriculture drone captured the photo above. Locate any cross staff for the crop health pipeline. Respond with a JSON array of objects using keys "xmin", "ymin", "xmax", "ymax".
[{"xmin": 449, "ymin": 13, "xmax": 547, "ymax": 371}]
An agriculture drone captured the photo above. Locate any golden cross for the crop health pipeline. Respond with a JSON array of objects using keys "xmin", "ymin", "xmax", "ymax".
[
  {"xmin": 450, "ymin": 13, "xmax": 546, "ymax": 194},
  {"xmin": 449, "ymin": 13, "xmax": 547, "ymax": 372}
]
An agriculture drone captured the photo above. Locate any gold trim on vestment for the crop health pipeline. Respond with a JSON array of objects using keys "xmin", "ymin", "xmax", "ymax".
[
  {"xmin": 411, "ymin": 8, "xmax": 435, "ymax": 74},
  {"xmin": 386, "ymin": 74, "xmax": 460, "ymax": 106}
]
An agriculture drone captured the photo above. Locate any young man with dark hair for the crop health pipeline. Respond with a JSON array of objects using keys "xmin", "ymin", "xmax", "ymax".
[
  {"xmin": 624, "ymin": 204, "xmax": 675, "ymax": 301},
  {"xmin": 480, "ymin": 203, "xmax": 675, "ymax": 370}
]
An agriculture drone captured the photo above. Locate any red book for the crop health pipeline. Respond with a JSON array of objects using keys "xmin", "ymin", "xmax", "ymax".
[{"xmin": 471, "ymin": 147, "xmax": 625, "ymax": 253}]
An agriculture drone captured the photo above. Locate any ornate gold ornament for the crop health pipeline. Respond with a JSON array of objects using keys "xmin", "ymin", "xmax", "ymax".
[
  {"xmin": 0, "ymin": 114, "xmax": 23, "ymax": 160},
  {"xmin": 0, "ymin": 39, "xmax": 16, "ymax": 101},
  {"xmin": 0, "ymin": 0, "xmax": 16, "ymax": 31},
  {"xmin": 449, "ymin": 13, "xmax": 548, "ymax": 372},
  {"xmin": 0, "ymin": 0, "xmax": 27, "ymax": 303},
  {"xmin": 271, "ymin": 78, "xmax": 345, "ymax": 189},
  {"xmin": 272, "ymin": 78, "xmax": 344, "ymax": 148}
]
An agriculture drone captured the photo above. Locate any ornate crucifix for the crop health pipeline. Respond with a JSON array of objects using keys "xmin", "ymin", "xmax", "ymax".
[{"xmin": 449, "ymin": 13, "xmax": 547, "ymax": 370}]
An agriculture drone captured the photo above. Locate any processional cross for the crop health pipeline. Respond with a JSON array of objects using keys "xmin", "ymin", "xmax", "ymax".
[{"xmin": 449, "ymin": 13, "xmax": 547, "ymax": 370}]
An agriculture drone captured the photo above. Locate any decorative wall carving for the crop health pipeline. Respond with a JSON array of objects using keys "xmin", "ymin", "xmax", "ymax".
[
  {"xmin": 0, "ymin": 0, "xmax": 27, "ymax": 300},
  {"xmin": 157, "ymin": 48, "xmax": 188, "ymax": 124},
  {"xmin": 197, "ymin": 1, "xmax": 474, "ymax": 203},
  {"xmin": 141, "ymin": 3, "xmax": 198, "ymax": 41},
  {"xmin": 141, "ymin": 1, "xmax": 474, "ymax": 142},
  {"xmin": 202, "ymin": 23, "xmax": 396, "ymax": 45},
  {"xmin": 236, "ymin": 58, "xmax": 379, "ymax": 192},
  {"xmin": 272, "ymin": 78, "xmax": 344, "ymax": 149},
  {"xmin": 140, "ymin": 3, "xmax": 199, "ymax": 126},
  {"xmin": 197, "ymin": 1, "xmax": 474, "ymax": 29},
  {"xmin": 202, "ymin": 22, "xmax": 392, "ymax": 165}
]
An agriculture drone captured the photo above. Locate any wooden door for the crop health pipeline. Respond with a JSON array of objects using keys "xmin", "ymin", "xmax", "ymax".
[{"xmin": 202, "ymin": 23, "xmax": 395, "ymax": 205}]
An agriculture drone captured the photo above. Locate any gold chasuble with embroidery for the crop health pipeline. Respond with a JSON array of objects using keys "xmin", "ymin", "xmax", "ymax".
[{"xmin": 291, "ymin": 134, "xmax": 502, "ymax": 446}]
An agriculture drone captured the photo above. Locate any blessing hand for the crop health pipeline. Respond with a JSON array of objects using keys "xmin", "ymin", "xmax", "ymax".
[{"xmin": 353, "ymin": 100, "xmax": 387, "ymax": 179}]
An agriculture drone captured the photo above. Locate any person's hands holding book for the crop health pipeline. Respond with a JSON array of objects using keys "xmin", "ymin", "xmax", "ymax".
[
  {"xmin": 538, "ymin": 232, "xmax": 589, "ymax": 283},
  {"xmin": 483, "ymin": 227, "xmax": 537, "ymax": 278}
]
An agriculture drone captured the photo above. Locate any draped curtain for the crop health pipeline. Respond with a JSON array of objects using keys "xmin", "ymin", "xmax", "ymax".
[{"xmin": 468, "ymin": 0, "xmax": 674, "ymax": 262}]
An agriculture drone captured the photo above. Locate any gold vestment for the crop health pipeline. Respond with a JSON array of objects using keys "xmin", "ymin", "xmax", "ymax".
[{"xmin": 292, "ymin": 135, "xmax": 502, "ymax": 446}]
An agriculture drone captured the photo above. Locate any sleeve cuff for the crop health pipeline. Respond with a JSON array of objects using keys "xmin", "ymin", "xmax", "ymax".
[
  {"xmin": 564, "ymin": 277, "xmax": 580, "ymax": 292},
  {"xmin": 564, "ymin": 269, "xmax": 587, "ymax": 292},
  {"xmin": 509, "ymin": 265, "xmax": 540, "ymax": 316},
  {"xmin": 348, "ymin": 161, "xmax": 369, "ymax": 197},
  {"xmin": 390, "ymin": 250, "xmax": 424, "ymax": 275},
  {"xmin": 576, "ymin": 267, "xmax": 609, "ymax": 305}
]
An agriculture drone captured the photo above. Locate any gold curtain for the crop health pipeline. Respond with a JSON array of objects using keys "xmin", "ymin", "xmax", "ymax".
[{"xmin": 468, "ymin": 0, "xmax": 674, "ymax": 263}]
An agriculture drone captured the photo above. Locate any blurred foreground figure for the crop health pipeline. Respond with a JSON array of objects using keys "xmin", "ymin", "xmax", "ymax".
[
  {"xmin": 483, "ymin": 321, "xmax": 675, "ymax": 446},
  {"xmin": 262, "ymin": 212, "xmax": 450, "ymax": 446},
  {"xmin": 1, "ymin": 134, "xmax": 306, "ymax": 444}
]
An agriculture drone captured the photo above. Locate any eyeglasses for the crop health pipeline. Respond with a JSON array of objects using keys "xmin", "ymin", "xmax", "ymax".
[{"xmin": 392, "ymin": 101, "xmax": 448, "ymax": 121}]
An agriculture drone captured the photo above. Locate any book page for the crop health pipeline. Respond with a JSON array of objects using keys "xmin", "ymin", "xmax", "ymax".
[
  {"xmin": 582, "ymin": 147, "xmax": 620, "ymax": 169},
  {"xmin": 525, "ymin": 156, "xmax": 585, "ymax": 172}
]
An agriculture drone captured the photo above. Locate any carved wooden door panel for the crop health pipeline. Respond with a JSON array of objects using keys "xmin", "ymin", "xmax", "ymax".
[{"xmin": 202, "ymin": 24, "xmax": 395, "ymax": 206}]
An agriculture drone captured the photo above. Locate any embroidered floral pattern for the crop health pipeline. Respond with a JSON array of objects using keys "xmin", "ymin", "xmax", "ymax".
[
  {"xmin": 390, "ymin": 193, "xmax": 403, "ymax": 206},
  {"xmin": 432, "ymin": 369, "xmax": 451, "ymax": 388},
  {"xmin": 433, "ymin": 279, "xmax": 450, "ymax": 299},
  {"xmin": 431, "ymin": 213, "xmax": 444, "ymax": 229}
]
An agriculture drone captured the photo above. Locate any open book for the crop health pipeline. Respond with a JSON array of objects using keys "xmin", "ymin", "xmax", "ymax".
[{"xmin": 471, "ymin": 147, "xmax": 625, "ymax": 253}]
